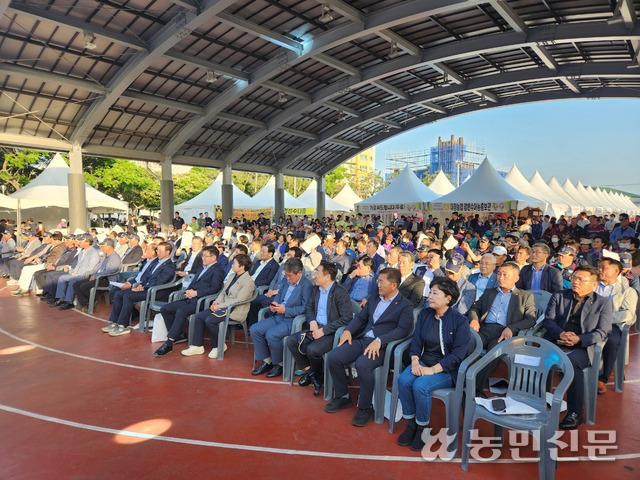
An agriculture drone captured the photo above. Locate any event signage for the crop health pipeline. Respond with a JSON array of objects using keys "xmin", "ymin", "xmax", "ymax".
[
  {"xmin": 427, "ymin": 201, "xmax": 513, "ymax": 213},
  {"xmin": 357, "ymin": 202, "xmax": 424, "ymax": 214}
]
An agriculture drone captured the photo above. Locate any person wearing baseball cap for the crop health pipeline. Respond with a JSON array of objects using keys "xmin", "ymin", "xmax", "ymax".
[
  {"xmin": 443, "ymin": 253, "xmax": 476, "ymax": 315},
  {"xmin": 491, "ymin": 245, "xmax": 508, "ymax": 267},
  {"xmin": 556, "ymin": 246, "xmax": 577, "ymax": 289},
  {"xmin": 1, "ymin": 229, "xmax": 16, "ymax": 258}
]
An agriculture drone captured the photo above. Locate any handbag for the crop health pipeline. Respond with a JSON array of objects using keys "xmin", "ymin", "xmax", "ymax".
[{"xmin": 211, "ymin": 307, "xmax": 228, "ymax": 318}]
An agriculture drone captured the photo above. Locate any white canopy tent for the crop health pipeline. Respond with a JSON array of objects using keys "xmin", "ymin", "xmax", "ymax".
[
  {"xmin": 547, "ymin": 176, "xmax": 584, "ymax": 214},
  {"xmin": 297, "ymin": 180, "xmax": 350, "ymax": 212},
  {"xmin": 563, "ymin": 179, "xmax": 594, "ymax": 212},
  {"xmin": 504, "ymin": 165, "xmax": 546, "ymax": 209},
  {"xmin": 332, "ymin": 182, "xmax": 362, "ymax": 211},
  {"xmin": 575, "ymin": 181, "xmax": 601, "ymax": 213},
  {"xmin": 528, "ymin": 171, "xmax": 569, "ymax": 217},
  {"xmin": 592, "ymin": 187, "xmax": 615, "ymax": 213},
  {"xmin": 429, "ymin": 158, "xmax": 544, "ymax": 215},
  {"xmin": 0, "ymin": 193, "xmax": 18, "ymax": 211},
  {"xmin": 250, "ymin": 176, "xmax": 308, "ymax": 211},
  {"xmin": 604, "ymin": 190, "xmax": 627, "ymax": 212},
  {"xmin": 427, "ymin": 170, "xmax": 456, "ymax": 195},
  {"xmin": 356, "ymin": 166, "xmax": 439, "ymax": 221},
  {"xmin": 174, "ymin": 173, "xmax": 255, "ymax": 220},
  {"xmin": 8, "ymin": 153, "xmax": 128, "ymax": 228},
  {"xmin": 579, "ymin": 183, "xmax": 604, "ymax": 214}
]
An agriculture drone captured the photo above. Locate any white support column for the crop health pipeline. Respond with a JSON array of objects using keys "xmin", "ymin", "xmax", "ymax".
[
  {"xmin": 274, "ymin": 171, "xmax": 285, "ymax": 222},
  {"xmin": 316, "ymin": 175, "xmax": 326, "ymax": 219},
  {"xmin": 160, "ymin": 156, "xmax": 174, "ymax": 232},
  {"xmin": 222, "ymin": 164, "xmax": 234, "ymax": 222},
  {"xmin": 68, "ymin": 144, "xmax": 87, "ymax": 231}
]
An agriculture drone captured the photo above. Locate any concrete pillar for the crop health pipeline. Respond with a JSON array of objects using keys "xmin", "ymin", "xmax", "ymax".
[
  {"xmin": 160, "ymin": 156, "xmax": 174, "ymax": 232},
  {"xmin": 316, "ymin": 175, "xmax": 326, "ymax": 219},
  {"xmin": 274, "ymin": 172, "xmax": 285, "ymax": 222},
  {"xmin": 68, "ymin": 144, "xmax": 87, "ymax": 231},
  {"xmin": 222, "ymin": 164, "xmax": 233, "ymax": 222}
]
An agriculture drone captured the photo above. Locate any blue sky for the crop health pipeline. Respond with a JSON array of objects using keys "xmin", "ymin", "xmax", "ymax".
[{"xmin": 373, "ymin": 98, "xmax": 640, "ymax": 195}]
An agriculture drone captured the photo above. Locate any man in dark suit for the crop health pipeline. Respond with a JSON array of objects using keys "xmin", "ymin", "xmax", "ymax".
[
  {"xmin": 249, "ymin": 242, "xmax": 279, "ymax": 288},
  {"xmin": 325, "ymin": 268, "xmax": 413, "ymax": 427},
  {"xmin": 176, "ymin": 236, "xmax": 203, "ymax": 277},
  {"xmin": 121, "ymin": 234, "xmax": 143, "ymax": 267},
  {"xmin": 104, "ymin": 242, "xmax": 176, "ymax": 336},
  {"xmin": 365, "ymin": 239, "xmax": 385, "ymax": 273},
  {"xmin": 468, "ymin": 262, "xmax": 536, "ymax": 392},
  {"xmin": 250, "ymin": 257, "xmax": 313, "ymax": 378},
  {"xmin": 516, "ymin": 242, "xmax": 563, "ymax": 294},
  {"xmin": 246, "ymin": 247, "xmax": 303, "ymax": 326},
  {"xmin": 397, "ymin": 251, "xmax": 425, "ymax": 309},
  {"xmin": 287, "ymin": 261, "xmax": 353, "ymax": 395},
  {"xmin": 153, "ymin": 245, "xmax": 225, "ymax": 357},
  {"xmin": 543, "ymin": 265, "xmax": 613, "ymax": 429}
]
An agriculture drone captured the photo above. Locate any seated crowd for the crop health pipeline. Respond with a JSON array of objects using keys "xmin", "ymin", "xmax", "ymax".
[{"xmin": 1, "ymin": 209, "xmax": 640, "ymax": 440}]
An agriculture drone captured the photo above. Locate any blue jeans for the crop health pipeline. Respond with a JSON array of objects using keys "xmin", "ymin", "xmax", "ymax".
[{"xmin": 398, "ymin": 364, "xmax": 453, "ymax": 426}]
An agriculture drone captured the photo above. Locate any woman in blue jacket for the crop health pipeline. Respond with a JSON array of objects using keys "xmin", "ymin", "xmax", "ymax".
[{"xmin": 397, "ymin": 276, "xmax": 471, "ymax": 451}]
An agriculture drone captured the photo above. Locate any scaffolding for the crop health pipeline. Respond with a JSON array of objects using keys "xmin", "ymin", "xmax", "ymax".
[
  {"xmin": 385, "ymin": 149, "xmax": 431, "ymax": 180},
  {"xmin": 385, "ymin": 135, "xmax": 487, "ymax": 185}
]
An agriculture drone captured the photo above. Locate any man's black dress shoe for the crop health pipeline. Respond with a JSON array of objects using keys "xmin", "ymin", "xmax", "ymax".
[
  {"xmin": 311, "ymin": 375, "xmax": 323, "ymax": 396},
  {"xmin": 298, "ymin": 371, "xmax": 313, "ymax": 387},
  {"xmin": 251, "ymin": 362, "xmax": 271, "ymax": 376},
  {"xmin": 40, "ymin": 295, "xmax": 51, "ymax": 302},
  {"xmin": 324, "ymin": 395, "xmax": 353, "ymax": 413},
  {"xmin": 153, "ymin": 342, "xmax": 173, "ymax": 357},
  {"xmin": 58, "ymin": 302, "xmax": 74, "ymax": 310},
  {"xmin": 48, "ymin": 299, "xmax": 64, "ymax": 307},
  {"xmin": 559, "ymin": 411, "xmax": 582, "ymax": 430},
  {"xmin": 265, "ymin": 364, "xmax": 283, "ymax": 378}
]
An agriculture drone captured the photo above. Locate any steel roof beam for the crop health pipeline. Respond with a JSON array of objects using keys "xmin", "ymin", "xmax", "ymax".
[
  {"xmin": 70, "ymin": 0, "xmax": 238, "ymax": 146},
  {"xmin": 164, "ymin": 51, "xmax": 250, "ymax": 81},
  {"xmin": 163, "ymin": 0, "xmax": 484, "ymax": 158},
  {"xmin": 490, "ymin": 0, "xmax": 527, "ymax": 33},
  {"xmin": 373, "ymin": 80, "xmax": 410, "ymax": 100},
  {"xmin": 316, "ymin": 87, "xmax": 640, "ymax": 175},
  {"xmin": 324, "ymin": 102, "xmax": 361, "ymax": 118},
  {"xmin": 263, "ymin": 81, "xmax": 311, "ymax": 100},
  {"xmin": 317, "ymin": 0, "xmax": 365, "ymax": 23},
  {"xmin": 421, "ymin": 101, "xmax": 447, "ymax": 114},
  {"xmin": 273, "ymin": 62, "xmax": 638, "ymax": 170},
  {"xmin": 223, "ymin": 21, "xmax": 640, "ymax": 168},
  {"xmin": 215, "ymin": 11, "xmax": 303, "ymax": 52},
  {"xmin": 7, "ymin": 1, "xmax": 149, "ymax": 51},
  {"xmin": 0, "ymin": 132, "xmax": 71, "ymax": 151},
  {"xmin": 326, "ymin": 138, "xmax": 360, "ymax": 148},
  {"xmin": 377, "ymin": 29, "xmax": 421, "ymax": 56},
  {"xmin": 278, "ymin": 126, "xmax": 319, "ymax": 141},
  {"xmin": 121, "ymin": 91, "xmax": 204, "ymax": 115},
  {"xmin": 314, "ymin": 53, "xmax": 361, "ymax": 77},
  {"xmin": 0, "ymin": 63, "xmax": 108, "ymax": 94}
]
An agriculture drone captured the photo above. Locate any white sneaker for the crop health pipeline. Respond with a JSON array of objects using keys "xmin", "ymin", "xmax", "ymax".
[
  {"xmin": 101, "ymin": 323, "xmax": 117, "ymax": 333},
  {"xmin": 181, "ymin": 345, "xmax": 205, "ymax": 356},
  {"xmin": 109, "ymin": 325, "xmax": 131, "ymax": 336},
  {"xmin": 7, "ymin": 279, "xmax": 18, "ymax": 286},
  {"xmin": 208, "ymin": 343, "xmax": 228, "ymax": 359}
]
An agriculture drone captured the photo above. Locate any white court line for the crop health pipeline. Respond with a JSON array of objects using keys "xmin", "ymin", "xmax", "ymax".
[
  {"xmin": 1, "ymin": 403, "xmax": 638, "ymax": 464},
  {"xmin": 0, "ymin": 326, "xmax": 284, "ymax": 386}
]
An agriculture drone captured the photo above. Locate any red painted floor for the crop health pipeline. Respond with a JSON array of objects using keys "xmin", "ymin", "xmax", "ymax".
[{"xmin": 0, "ymin": 280, "xmax": 639, "ymax": 479}]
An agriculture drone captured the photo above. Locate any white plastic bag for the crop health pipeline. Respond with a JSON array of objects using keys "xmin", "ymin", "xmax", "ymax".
[{"xmin": 151, "ymin": 313, "xmax": 168, "ymax": 343}]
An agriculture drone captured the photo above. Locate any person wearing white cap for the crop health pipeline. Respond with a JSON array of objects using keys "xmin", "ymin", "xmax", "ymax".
[
  {"xmin": 56, "ymin": 218, "xmax": 67, "ymax": 229},
  {"xmin": 491, "ymin": 245, "xmax": 508, "ymax": 267}
]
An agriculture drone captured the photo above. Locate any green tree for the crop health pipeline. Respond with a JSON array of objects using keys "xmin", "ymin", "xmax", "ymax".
[
  {"xmin": 173, "ymin": 167, "xmax": 218, "ymax": 205},
  {"xmin": 233, "ymin": 171, "xmax": 269, "ymax": 196},
  {"xmin": 350, "ymin": 170, "xmax": 387, "ymax": 199},
  {"xmin": 0, "ymin": 149, "xmax": 52, "ymax": 193},
  {"xmin": 324, "ymin": 166, "xmax": 347, "ymax": 197},
  {"xmin": 85, "ymin": 158, "xmax": 160, "ymax": 209},
  {"xmin": 284, "ymin": 176, "xmax": 311, "ymax": 197},
  {"xmin": 421, "ymin": 173, "xmax": 438, "ymax": 187}
]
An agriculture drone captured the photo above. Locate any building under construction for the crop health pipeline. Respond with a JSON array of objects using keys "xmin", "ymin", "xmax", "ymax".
[{"xmin": 385, "ymin": 135, "xmax": 486, "ymax": 186}]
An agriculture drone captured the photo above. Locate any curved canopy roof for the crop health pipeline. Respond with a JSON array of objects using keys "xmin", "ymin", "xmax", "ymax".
[{"xmin": 0, "ymin": 0, "xmax": 639, "ymax": 179}]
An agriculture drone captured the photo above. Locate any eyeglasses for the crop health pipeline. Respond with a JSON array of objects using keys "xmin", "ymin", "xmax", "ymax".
[{"xmin": 571, "ymin": 276, "xmax": 594, "ymax": 284}]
